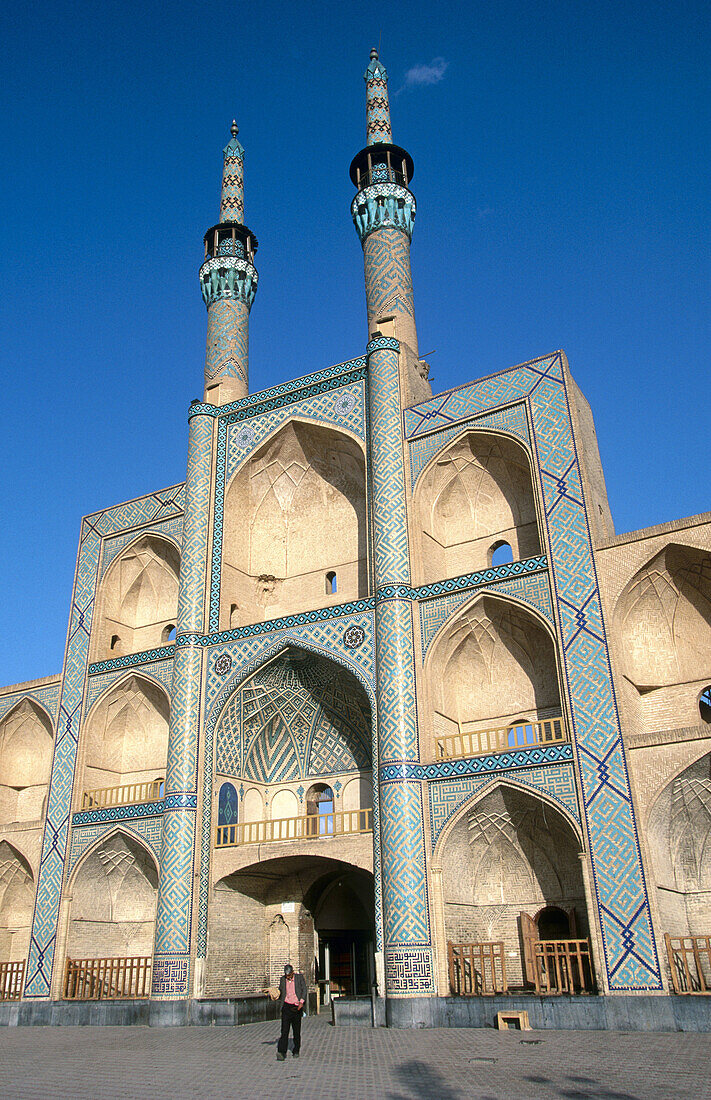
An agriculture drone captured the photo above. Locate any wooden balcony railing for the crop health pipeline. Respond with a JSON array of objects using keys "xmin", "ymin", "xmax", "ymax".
[
  {"xmin": 216, "ymin": 808, "xmax": 373, "ymax": 849},
  {"xmin": 0, "ymin": 960, "xmax": 25, "ymax": 1001},
  {"xmin": 533, "ymin": 939, "xmax": 594, "ymax": 994},
  {"xmin": 665, "ymin": 934, "xmax": 711, "ymax": 994},
  {"xmin": 448, "ymin": 942, "xmax": 508, "ymax": 995},
  {"xmin": 63, "ymin": 956, "xmax": 152, "ymax": 1000},
  {"xmin": 81, "ymin": 778, "xmax": 164, "ymax": 810},
  {"xmin": 436, "ymin": 716, "xmax": 568, "ymax": 762}
]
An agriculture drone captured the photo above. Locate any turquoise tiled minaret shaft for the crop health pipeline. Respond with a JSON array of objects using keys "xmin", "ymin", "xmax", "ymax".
[
  {"xmin": 151, "ymin": 407, "xmax": 213, "ymax": 997},
  {"xmin": 367, "ymin": 333, "xmax": 436, "ymax": 996},
  {"xmin": 352, "ymin": 50, "xmax": 419, "ymax": 357},
  {"xmin": 200, "ymin": 122, "xmax": 258, "ymax": 406}
]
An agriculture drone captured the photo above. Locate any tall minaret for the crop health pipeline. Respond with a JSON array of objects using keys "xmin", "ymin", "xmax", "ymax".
[
  {"xmin": 351, "ymin": 49, "xmax": 430, "ymax": 406},
  {"xmin": 199, "ymin": 121, "xmax": 258, "ymax": 405}
]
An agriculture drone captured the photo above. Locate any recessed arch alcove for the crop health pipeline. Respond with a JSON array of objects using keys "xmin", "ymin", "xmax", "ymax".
[
  {"xmin": 80, "ymin": 674, "xmax": 170, "ymax": 799},
  {"xmin": 92, "ymin": 534, "xmax": 180, "ymax": 659},
  {"xmin": 647, "ymin": 750, "xmax": 711, "ymax": 938},
  {"xmin": 220, "ymin": 420, "xmax": 367, "ymax": 625},
  {"xmin": 426, "ymin": 594, "xmax": 562, "ymax": 761},
  {"xmin": 0, "ymin": 699, "xmax": 53, "ymax": 824},
  {"xmin": 206, "ymin": 854, "xmax": 374, "ymax": 999},
  {"xmin": 614, "ymin": 544, "xmax": 711, "ymax": 731},
  {"xmin": 66, "ymin": 831, "xmax": 159, "ymax": 959},
  {"xmin": 437, "ymin": 783, "xmax": 587, "ymax": 988},
  {"xmin": 413, "ymin": 430, "xmax": 541, "ymax": 585},
  {"xmin": 0, "ymin": 840, "xmax": 35, "ymax": 961}
]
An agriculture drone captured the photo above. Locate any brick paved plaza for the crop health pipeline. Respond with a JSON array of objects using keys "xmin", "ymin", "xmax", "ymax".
[{"xmin": 0, "ymin": 1016, "xmax": 709, "ymax": 1100}]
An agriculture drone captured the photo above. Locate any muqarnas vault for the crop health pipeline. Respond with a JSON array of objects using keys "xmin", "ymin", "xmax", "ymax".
[{"xmin": 2, "ymin": 49, "xmax": 710, "ymax": 1026}]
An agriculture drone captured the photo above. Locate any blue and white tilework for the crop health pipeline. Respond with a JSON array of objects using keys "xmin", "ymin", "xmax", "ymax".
[
  {"xmin": 419, "ymin": 569, "xmax": 554, "ymax": 660},
  {"xmin": 98, "ymin": 514, "xmax": 184, "ymax": 579},
  {"xmin": 406, "ymin": 351, "xmax": 662, "ymax": 991},
  {"xmin": 24, "ymin": 483, "xmax": 186, "ymax": 999},
  {"xmin": 0, "ymin": 681, "xmax": 61, "ymax": 726},
  {"xmin": 85, "ymin": 660, "xmax": 174, "ymax": 709},
  {"xmin": 429, "ymin": 762, "xmax": 579, "ymax": 850},
  {"xmin": 408, "ymin": 404, "xmax": 531, "ymax": 489},
  {"xmin": 67, "ymin": 817, "xmax": 164, "ymax": 877}
]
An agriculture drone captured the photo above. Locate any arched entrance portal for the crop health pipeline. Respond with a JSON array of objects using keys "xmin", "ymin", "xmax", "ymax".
[{"xmin": 207, "ymin": 855, "xmax": 374, "ymax": 1003}]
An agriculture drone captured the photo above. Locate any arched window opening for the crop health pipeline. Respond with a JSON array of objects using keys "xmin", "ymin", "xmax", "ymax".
[
  {"xmin": 155, "ymin": 777, "xmax": 165, "ymax": 798},
  {"xmin": 218, "ymin": 782, "xmax": 239, "ymax": 827},
  {"xmin": 700, "ymin": 687, "xmax": 711, "ymax": 724},
  {"xmin": 326, "ymin": 571, "xmax": 337, "ymax": 595},
  {"xmin": 162, "ymin": 624, "xmax": 176, "ymax": 643},
  {"xmin": 507, "ymin": 718, "xmax": 536, "ymax": 748},
  {"xmin": 536, "ymin": 905, "xmax": 575, "ymax": 941},
  {"xmin": 230, "ymin": 603, "xmax": 239, "ymax": 627},
  {"xmin": 306, "ymin": 784, "xmax": 334, "ymax": 836},
  {"xmin": 490, "ymin": 541, "xmax": 514, "ymax": 567},
  {"xmin": 110, "ymin": 635, "xmax": 121, "ymax": 651}
]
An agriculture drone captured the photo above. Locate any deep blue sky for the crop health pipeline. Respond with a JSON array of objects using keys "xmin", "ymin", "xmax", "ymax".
[{"xmin": 0, "ymin": 0, "xmax": 709, "ymax": 686}]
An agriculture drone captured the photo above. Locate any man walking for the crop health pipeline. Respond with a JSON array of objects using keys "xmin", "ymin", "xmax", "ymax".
[{"xmin": 276, "ymin": 963, "xmax": 307, "ymax": 1060}]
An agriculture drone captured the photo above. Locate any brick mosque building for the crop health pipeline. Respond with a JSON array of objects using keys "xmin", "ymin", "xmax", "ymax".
[{"xmin": 1, "ymin": 50, "xmax": 710, "ymax": 1027}]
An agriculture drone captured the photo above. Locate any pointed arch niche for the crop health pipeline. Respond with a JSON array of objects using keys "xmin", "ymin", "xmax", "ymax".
[
  {"xmin": 66, "ymin": 831, "xmax": 159, "ymax": 960},
  {"xmin": 647, "ymin": 751, "xmax": 711, "ymax": 938},
  {"xmin": 425, "ymin": 594, "xmax": 562, "ymax": 761},
  {"xmin": 614, "ymin": 544, "xmax": 711, "ymax": 732},
  {"xmin": 0, "ymin": 699, "xmax": 53, "ymax": 824},
  {"xmin": 0, "ymin": 841, "xmax": 35, "ymax": 961},
  {"xmin": 80, "ymin": 675, "xmax": 169, "ymax": 799},
  {"xmin": 220, "ymin": 420, "xmax": 367, "ymax": 626},
  {"xmin": 413, "ymin": 430, "xmax": 541, "ymax": 585},
  {"xmin": 92, "ymin": 534, "xmax": 180, "ymax": 660},
  {"xmin": 437, "ymin": 784, "xmax": 587, "ymax": 989},
  {"xmin": 213, "ymin": 647, "xmax": 372, "ymax": 820}
]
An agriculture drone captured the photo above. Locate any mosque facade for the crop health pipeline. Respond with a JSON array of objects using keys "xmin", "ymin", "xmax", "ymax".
[{"xmin": 1, "ymin": 50, "xmax": 710, "ymax": 1024}]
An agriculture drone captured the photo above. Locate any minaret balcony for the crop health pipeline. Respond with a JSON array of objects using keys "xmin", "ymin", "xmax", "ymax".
[
  {"xmin": 351, "ymin": 182, "xmax": 416, "ymax": 242},
  {"xmin": 350, "ymin": 142, "xmax": 414, "ymax": 191}
]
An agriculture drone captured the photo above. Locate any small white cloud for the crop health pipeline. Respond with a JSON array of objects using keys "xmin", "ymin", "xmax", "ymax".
[{"xmin": 402, "ymin": 57, "xmax": 448, "ymax": 90}]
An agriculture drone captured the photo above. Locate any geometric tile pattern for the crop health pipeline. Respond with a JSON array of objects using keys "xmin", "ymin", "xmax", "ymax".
[
  {"xmin": 419, "ymin": 569, "xmax": 554, "ymax": 660},
  {"xmin": 67, "ymin": 817, "xmax": 164, "ymax": 876},
  {"xmin": 190, "ymin": 358, "xmax": 367, "ymax": 421},
  {"xmin": 220, "ymin": 131, "xmax": 245, "ymax": 223},
  {"xmin": 379, "ymin": 740, "xmax": 574, "ymax": 783},
  {"xmin": 151, "ymin": 413, "xmax": 214, "ymax": 998},
  {"xmin": 177, "ymin": 413, "xmax": 213, "ymax": 634},
  {"xmin": 24, "ymin": 481, "xmax": 185, "ymax": 999},
  {"xmin": 376, "ymin": 599, "xmax": 419, "ymax": 763},
  {"xmin": 380, "ymin": 782, "xmax": 430, "ymax": 944},
  {"xmin": 85, "ymin": 660, "xmax": 174, "ymax": 708},
  {"xmin": 196, "ymin": 620, "xmax": 380, "ymax": 958},
  {"xmin": 71, "ymin": 801, "xmax": 166, "ymax": 827},
  {"xmin": 406, "ymin": 350, "xmax": 663, "ymax": 991},
  {"xmin": 0, "ymin": 681, "xmax": 60, "ymax": 726},
  {"xmin": 224, "ymin": 380, "xmax": 366, "ymax": 481},
  {"xmin": 209, "ymin": 379, "xmax": 368, "ymax": 632},
  {"xmin": 366, "ymin": 334, "xmax": 433, "ymax": 989},
  {"xmin": 214, "ymin": 650, "xmax": 371, "ymax": 782},
  {"xmin": 408, "ymin": 403, "xmax": 530, "ymax": 489},
  {"xmin": 202, "ymin": 613, "xmax": 375, "ymax": 716},
  {"xmin": 363, "ymin": 230, "xmax": 415, "ymax": 339},
  {"xmin": 98, "ymin": 513, "xmax": 184, "ymax": 579},
  {"xmin": 205, "ymin": 298, "xmax": 249, "ymax": 387},
  {"xmin": 367, "ymin": 338, "xmax": 410, "ymax": 585},
  {"xmin": 87, "ymin": 647, "xmax": 175, "ymax": 677},
  {"xmin": 365, "ymin": 50, "xmax": 392, "ymax": 144},
  {"xmin": 428, "ymin": 761, "xmax": 579, "ymax": 850},
  {"xmin": 152, "ymin": 956, "xmax": 189, "ymax": 997}
]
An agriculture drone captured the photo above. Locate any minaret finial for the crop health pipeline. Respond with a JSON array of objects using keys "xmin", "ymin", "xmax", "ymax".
[
  {"xmin": 364, "ymin": 46, "xmax": 392, "ymax": 145},
  {"xmin": 220, "ymin": 119, "xmax": 245, "ymax": 223}
]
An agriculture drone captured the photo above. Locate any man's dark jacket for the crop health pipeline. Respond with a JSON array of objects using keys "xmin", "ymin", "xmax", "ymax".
[{"xmin": 278, "ymin": 972, "xmax": 307, "ymax": 1008}]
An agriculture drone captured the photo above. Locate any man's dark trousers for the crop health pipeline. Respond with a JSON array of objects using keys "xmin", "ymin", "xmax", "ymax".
[{"xmin": 278, "ymin": 1003, "xmax": 302, "ymax": 1055}]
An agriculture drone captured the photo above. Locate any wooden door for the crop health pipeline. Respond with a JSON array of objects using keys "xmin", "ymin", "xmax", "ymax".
[{"xmin": 520, "ymin": 912, "xmax": 539, "ymax": 987}]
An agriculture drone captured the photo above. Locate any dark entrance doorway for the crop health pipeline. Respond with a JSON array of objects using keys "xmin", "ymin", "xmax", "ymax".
[{"xmin": 306, "ymin": 866, "xmax": 375, "ymax": 1002}]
